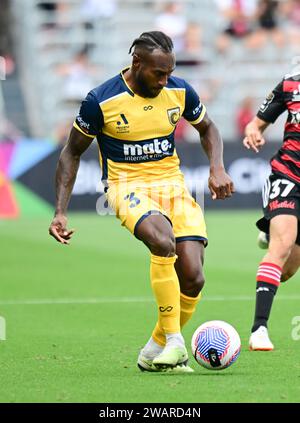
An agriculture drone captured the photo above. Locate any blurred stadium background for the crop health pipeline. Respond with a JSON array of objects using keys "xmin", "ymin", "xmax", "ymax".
[
  {"xmin": 1, "ymin": 0, "xmax": 300, "ymax": 217},
  {"xmin": 1, "ymin": 0, "xmax": 300, "ymax": 403}
]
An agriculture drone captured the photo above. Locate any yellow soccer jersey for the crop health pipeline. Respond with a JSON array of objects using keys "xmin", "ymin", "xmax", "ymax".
[{"xmin": 74, "ymin": 68, "xmax": 206, "ymax": 185}]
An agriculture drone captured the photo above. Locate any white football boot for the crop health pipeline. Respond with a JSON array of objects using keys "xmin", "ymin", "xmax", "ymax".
[
  {"xmin": 137, "ymin": 346, "xmax": 193, "ymax": 373},
  {"xmin": 152, "ymin": 345, "xmax": 189, "ymax": 369},
  {"xmin": 137, "ymin": 338, "xmax": 164, "ymax": 372},
  {"xmin": 137, "ymin": 335, "xmax": 193, "ymax": 373},
  {"xmin": 249, "ymin": 326, "xmax": 274, "ymax": 351}
]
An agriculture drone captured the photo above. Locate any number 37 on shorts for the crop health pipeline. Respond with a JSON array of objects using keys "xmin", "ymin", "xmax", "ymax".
[{"xmin": 262, "ymin": 173, "xmax": 299, "ymax": 216}]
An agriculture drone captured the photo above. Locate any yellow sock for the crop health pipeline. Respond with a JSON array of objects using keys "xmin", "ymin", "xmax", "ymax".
[
  {"xmin": 180, "ymin": 292, "xmax": 201, "ymax": 327},
  {"xmin": 152, "ymin": 321, "xmax": 165, "ymax": 347},
  {"xmin": 150, "ymin": 254, "xmax": 180, "ymax": 343},
  {"xmin": 152, "ymin": 291, "xmax": 202, "ymax": 346}
]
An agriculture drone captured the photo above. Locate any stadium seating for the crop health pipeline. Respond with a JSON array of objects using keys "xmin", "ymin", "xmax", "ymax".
[{"xmin": 10, "ymin": 0, "xmax": 298, "ymax": 141}]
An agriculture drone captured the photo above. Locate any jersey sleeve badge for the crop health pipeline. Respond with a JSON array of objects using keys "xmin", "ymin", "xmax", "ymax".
[
  {"xmin": 167, "ymin": 107, "xmax": 180, "ymax": 126},
  {"xmin": 259, "ymin": 92, "xmax": 275, "ymax": 112}
]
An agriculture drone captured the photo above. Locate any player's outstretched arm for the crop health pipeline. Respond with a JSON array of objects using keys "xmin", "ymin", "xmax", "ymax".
[
  {"xmin": 193, "ymin": 113, "xmax": 235, "ymax": 200},
  {"xmin": 243, "ymin": 116, "xmax": 269, "ymax": 153},
  {"xmin": 49, "ymin": 127, "xmax": 94, "ymax": 244}
]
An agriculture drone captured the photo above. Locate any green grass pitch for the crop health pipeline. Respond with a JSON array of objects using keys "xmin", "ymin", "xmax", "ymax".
[{"xmin": 0, "ymin": 211, "xmax": 300, "ymax": 403}]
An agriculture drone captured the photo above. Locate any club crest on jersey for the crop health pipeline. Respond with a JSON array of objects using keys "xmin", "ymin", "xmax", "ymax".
[
  {"xmin": 292, "ymin": 84, "xmax": 300, "ymax": 102},
  {"xmin": 167, "ymin": 107, "xmax": 180, "ymax": 126},
  {"xmin": 260, "ymin": 92, "xmax": 274, "ymax": 112}
]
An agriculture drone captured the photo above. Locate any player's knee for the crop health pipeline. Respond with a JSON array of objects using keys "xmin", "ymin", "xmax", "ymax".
[
  {"xmin": 180, "ymin": 270, "xmax": 205, "ymax": 297},
  {"xmin": 147, "ymin": 232, "xmax": 176, "ymax": 256},
  {"xmin": 281, "ymin": 241, "xmax": 295, "ymax": 257},
  {"xmin": 270, "ymin": 238, "xmax": 295, "ymax": 261}
]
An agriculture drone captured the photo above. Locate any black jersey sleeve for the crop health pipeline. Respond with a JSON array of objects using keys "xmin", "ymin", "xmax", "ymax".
[
  {"xmin": 182, "ymin": 80, "xmax": 206, "ymax": 124},
  {"xmin": 257, "ymin": 80, "xmax": 286, "ymax": 123},
  {"xmin": 74, "ymin": 91, "xmax": 104, "ymax": 138}
]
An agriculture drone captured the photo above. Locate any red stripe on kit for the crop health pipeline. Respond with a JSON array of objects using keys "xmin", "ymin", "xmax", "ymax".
[
  {"xmin": 260, "ymin": 262, "xmax": 282, "ymax": 271},
  {"xmin": 257, "ymin": 262, "xmax": 282, "ymax": 286},
  {"xmin": 285, "ymin": 122, "xmax": 300, "ymax": 133},
  {"xmin": 283, "ymin": 80, "xmax": 300, "ymax": 93},
  {"xmin": 281, "ymin": 154, "xmax": 300, "ymax": 167},
  {"xmin": 283, "ymin": 139, "xmax": 300, "ymax": 152},
  {"xmin": 271, "ymin": 160, "xmax": 300, "ymax": 183}
]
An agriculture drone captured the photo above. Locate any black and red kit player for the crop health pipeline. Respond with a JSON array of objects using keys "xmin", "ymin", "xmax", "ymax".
[{"xmin": 243, "ymin": 71, "xmax": 300, "ymax": 350}]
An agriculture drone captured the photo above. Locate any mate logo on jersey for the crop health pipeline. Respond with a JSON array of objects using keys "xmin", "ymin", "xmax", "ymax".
[
  {"xmin": 167, "ymin": 107, "xmax": 180, "ymax": 126},
  {"xmin": 123, "ymin": 137, "xmax": 173, "ymax": 162}
]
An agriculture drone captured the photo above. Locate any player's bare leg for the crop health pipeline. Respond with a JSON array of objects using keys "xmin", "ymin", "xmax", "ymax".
[
  {"xmin": 250, "ymin": 215, "xmax": 298, "ymax": 351},
  {"xmin": 263, "ymin": 215, "xmax": 297, "ymax": 267},
  {"xmin": 152, "ymin": 240, "xmax": 204, "ymax": 370},
  {"xmin": 135, "ymin": 214, "xmax": 191, "ymax": 372},
  {"xmin": 281, "ymin": 244, "xmax": 300, "ymax": 282},
  {"xmin": 175, "ymin": 240, "xmax": 205, "ymax": 298},
  {"xmin": 257, "ymin": 234, "xmax": 300, "ymax": 281},
  {"xmin": 138, "ymin": 240, "xmax": 204, "ymax": 372}
]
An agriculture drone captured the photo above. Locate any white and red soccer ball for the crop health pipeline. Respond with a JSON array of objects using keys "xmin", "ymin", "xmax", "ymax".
[{"xmin": 191, "ymin": 320, "xmax": 241, "ymax": 370}]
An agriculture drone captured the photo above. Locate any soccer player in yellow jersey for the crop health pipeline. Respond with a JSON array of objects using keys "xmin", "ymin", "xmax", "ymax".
[{"xmin": 49, "ymin": 31, "xmax": 235, "ymax": 373}]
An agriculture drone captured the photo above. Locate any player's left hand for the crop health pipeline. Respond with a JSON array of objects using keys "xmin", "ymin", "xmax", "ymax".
[
  {"xmin": 208, "ymin": 168, "xmax": 235, "ymax": 200},
  {"xmin": 49, "ymin": 214, "xmax": 75, "ymax": 245}
]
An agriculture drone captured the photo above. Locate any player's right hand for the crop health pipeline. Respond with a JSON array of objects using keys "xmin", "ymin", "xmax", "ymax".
[
  {"xmin": 243, "ymin": 125, "xmax": 266, "ymax": 153},
  {"xmin": 49, "ymin": 214, "xmax": 75, "ymax": 245}
]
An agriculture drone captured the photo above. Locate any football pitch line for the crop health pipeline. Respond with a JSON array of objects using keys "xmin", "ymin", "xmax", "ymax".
[{"xmin": 0, "ymin": 295, "xmax": 299, "ymax": 306}]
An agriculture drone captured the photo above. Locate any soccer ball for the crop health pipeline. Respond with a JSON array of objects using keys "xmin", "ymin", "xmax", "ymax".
[{"xmin": 191, "ymin": 320, "xmax": 241, "ymax": 370}]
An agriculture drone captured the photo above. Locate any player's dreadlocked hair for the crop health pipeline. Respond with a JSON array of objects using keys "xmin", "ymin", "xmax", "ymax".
[{"xmin": 128, "ymin": 31, "xmax": 173, "ymax": 55}]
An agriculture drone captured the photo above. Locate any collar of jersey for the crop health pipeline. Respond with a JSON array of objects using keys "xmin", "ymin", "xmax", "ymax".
[{"xmin": 120, "ymin": 67, "xmax": 136, "ymax": 97}]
